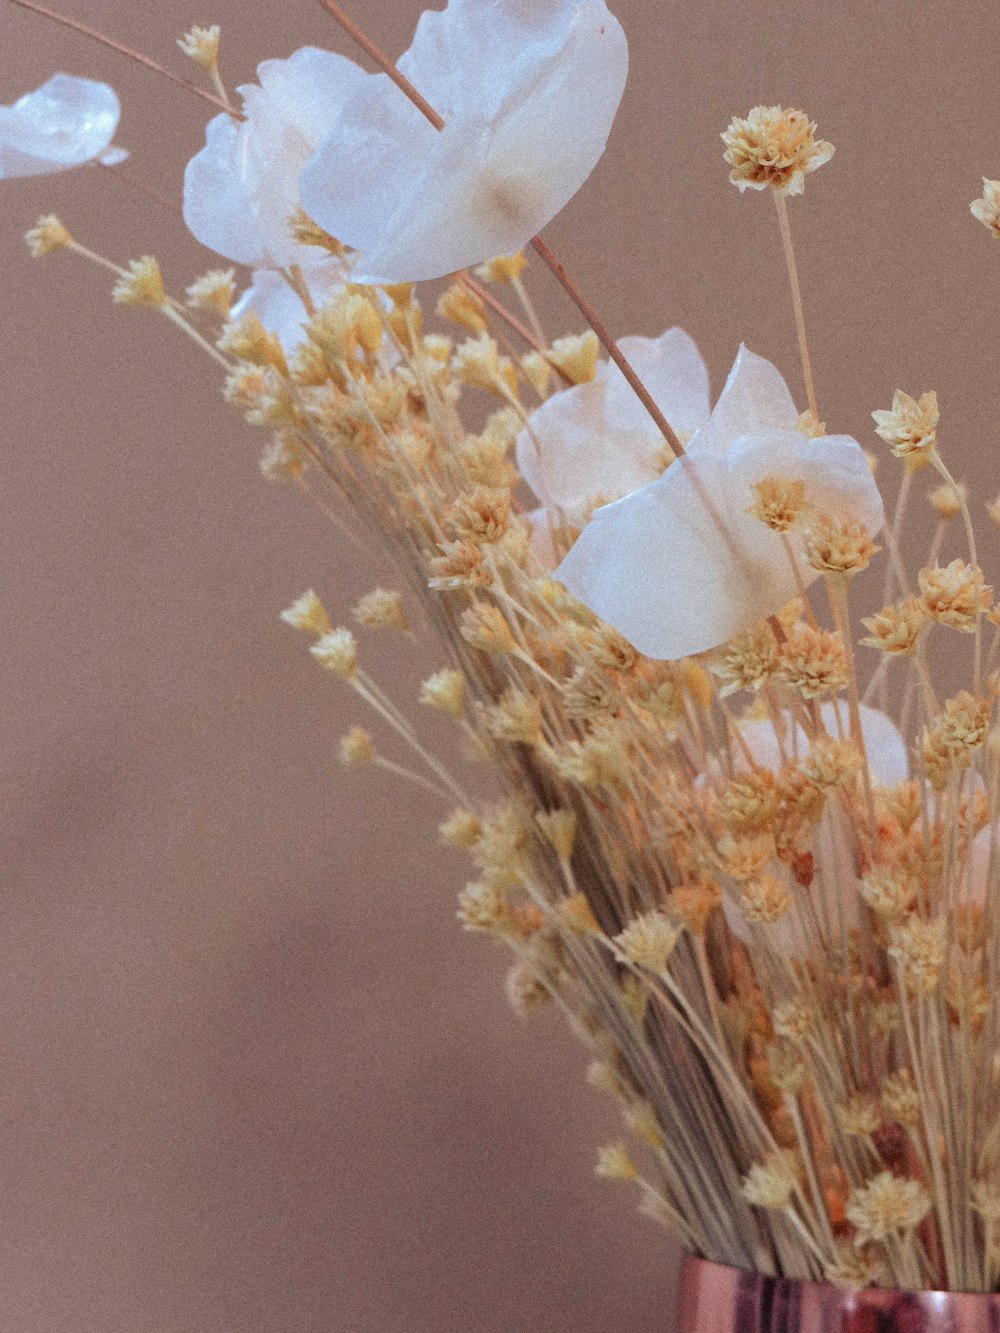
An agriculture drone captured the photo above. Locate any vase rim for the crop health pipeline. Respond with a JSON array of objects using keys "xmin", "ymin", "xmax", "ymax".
[{"xmin": 679, "ymin": 1252, "xmax": 1000, "ymax": 1332}]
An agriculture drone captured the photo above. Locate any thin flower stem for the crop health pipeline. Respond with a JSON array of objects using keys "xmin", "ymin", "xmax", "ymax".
[
  {"xmin": 68, "ymin": 241, "xmax": 127, "ymax": 280},
  {"xmin": 160, "ymin": 304, "xmax": 233, "ymax": 370},
  {"xmin": 98, "ymin": 160, "xmax": 183, "ymax": 217},
  {"xmin": 773, "ymin": 190, "xmax": 820, "ymax": 426},
  {"xmin": 511, "ymin": 274, "xmax": 546, "ymax": 346},
  {"xmin": 5, "ymin": 0, "xmax": 237, "ymax": 117},
  {"xmin": 315, "ymin": 0, "xmax": 686, "ymax": 458},
  {"xmin": 930, "ymin": 448, "xmax": 983, "ymax": 693},
  {"xmin": 458, "ymin": 273, "xmax": 573, "ymax": 384},
  {"xmin": 373, "ymin": 755, "xmax": 453, "ymax": 801},
  {"xmin": 208, "ymin": 66, "xmax": 232, "ymax": 112},
  {"xmin": 528, "ymin": 236, "xmax": 685, "ymax": 457},
  {"xmin": 318, "ymin": 0, "xmax": 445, "ymax": 129}
]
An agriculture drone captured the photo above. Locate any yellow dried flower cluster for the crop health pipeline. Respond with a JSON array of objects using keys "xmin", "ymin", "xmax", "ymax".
[
  {"xmin": 216, "ymin": 265, "xmax": 1000, "ymax": 1288},
  {"xmin": 845, "ymin": 1173, "xmax": 931, "ymax": 1244},
  {"xmin": 40, "ymin": 77, "xmax": 1000, "ymax": 1286}
]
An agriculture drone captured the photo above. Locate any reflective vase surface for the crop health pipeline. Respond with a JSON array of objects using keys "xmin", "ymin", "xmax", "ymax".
[{"xmin": 678, "ymin": 1255, "xmax": 1000, "ymax": 1332}]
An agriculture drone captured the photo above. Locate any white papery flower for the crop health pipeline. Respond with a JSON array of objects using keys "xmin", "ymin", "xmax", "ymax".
[
  {"xmin": 517, "ymin": 326, "xmax": 709, "ymax": 514},
  {"xmin": 965, "ymin": 817, "xmax": 999, "ymax": 906},
  {"xmin": 183, "ymin": 47, "xmax": 366, "ymax": 270},
  {"xmin": 738, "ymin": 702, "xmax": 909, "ymax": 789},
  {"xmin": 300, "ymin": 0, "xmax": 628, "ymax": 282},
  {"xmin": 724, "ymin": 703, "xmax": 907, "ymax": 953},
  {"xmin": 0, "ymin": 74, "xmax": 121, "ymax": 179},
  {"xmin": 556, "ymin": 345, "xmax": 885, "ymax": 660},
  {"xmin": 231, "ymin": 258, "xmax": 352, "ymax": 355}
]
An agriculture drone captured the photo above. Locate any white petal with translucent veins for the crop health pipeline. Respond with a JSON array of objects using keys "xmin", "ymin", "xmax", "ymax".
[
  {"xmin": 0, "ymin": 74, "xmax": 119, "ymax": 179},
  {"xmin": 183, "ymin": 47, "xmax": 366, "ymax": 269},
  {"xmin": 738, "ymin": 703, "xmax": 909, "ymax": 787},
  {"xmin": 556, "ymin": 429, "xmax": 883, "ymax": 660},
  {"xmin": 516, "ymin": 328, "xmax": 709, "ymax": 510},
  {"xmin": 231, "ymin": 259, "xmax": 352, "ymax": 355},
  {"xmin": 301, "ymin": 0, "xmax": 627, "ymax": 282}
]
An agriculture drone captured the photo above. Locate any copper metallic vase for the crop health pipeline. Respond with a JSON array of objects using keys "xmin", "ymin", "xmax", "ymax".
[{"xmin": 678, "ymin": 1255, "xmax": 1000, "ymax": 1332}]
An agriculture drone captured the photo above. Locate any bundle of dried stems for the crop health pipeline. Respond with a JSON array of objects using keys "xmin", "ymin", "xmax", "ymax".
[{"xmin": 10, "ymin": 0, "xmax": 1000, "ymax": 1295}]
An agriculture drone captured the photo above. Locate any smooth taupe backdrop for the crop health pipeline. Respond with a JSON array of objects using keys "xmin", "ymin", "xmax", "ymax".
[{"xmin": 1, "ymin": 1, "xmax": 998, "ymax": 1329}]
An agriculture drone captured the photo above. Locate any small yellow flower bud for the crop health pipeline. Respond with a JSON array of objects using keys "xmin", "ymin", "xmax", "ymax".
[
  {"xmin": 113, "ymin": 256, "xmax": 167, "ymax": 308},
  {"xmin": 352, "ymin": 588, "xmax": 408, "ymax": 631},
  {"xmin": 24, "ymin": 214, "xmax": 72, "ymax": 258},
  {"xmin": 339, "ymin": 726, "xmax": 375, "ymax": 765},
  {"xmin": 178, "ymin": 24, "xmax": 221, "ymax": 74},
  {"xmin": 549, "ymin": 331, "xmax": 600, "ymax": 385},
  {"xmin": 872, "ymin": 390, "xmax": 939, "ymax": 458},
  {"xmin": 595, "ymin": 1143, "xmax": 639, "ymax": 1181},
  {"xmin": 287, "ymin": 205, "xmax": 346, "ymax": 255},
  {"xmin": 453, "ymin": 333, "xmax": 518, "ymax": 398},
  {"xmin": 474, "ymin": 252, "xmax": 527, "ymax": 284},
  {"xmin": 612, "ymin": 910, "xmax": 682, "ymax": 972},
  {"xmin": 437, "ymin": 282, "xmax": 487, "ymax": 334},
  {"xmin": 309, "ymin": 627, "xmax": 358, "ymax": 678},
  {"xmin": 186, "ymin": 268, "xmax": 236, "ymax": 318},
  {"xmin": 280, "ymin": 588, "xmax": 331, "ymax": 637},
  {"xmin": 971, "ymin": 178, "xmax": 1000, "ymax": 239},
  {"xmin": 750, "ymin": 476, "xmax": 807, "ymax": 532},
  {"xmin": 928, "ymin": 481, "xmax": 963, "ymax": 520},
  {"xmin": 420, "ymin": 669, "xmax": 465, "ymax": 718},
  {"xmin": 439, "ymin": 808, "xmax": 481, "ymax": 849},
  {"xmin": 520, "ymin": 350, "xmax": 553, "ymax": 398},
  {"xmin": 722, "ymin": 106, "xmax": 833, "ymax": 196}
]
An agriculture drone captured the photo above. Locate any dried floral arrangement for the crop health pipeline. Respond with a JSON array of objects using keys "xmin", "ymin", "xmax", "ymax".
[{"xmin": 7, "ymin": 0, "xmax": 1000, "ymax": 1296}]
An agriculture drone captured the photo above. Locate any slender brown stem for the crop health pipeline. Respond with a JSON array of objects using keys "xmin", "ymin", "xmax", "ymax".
[
  {"xmin": 773, "ymin": 190, "xmax": 819, "ymax": 425},
  {"xmin": 100, "ymin": 161, "xmax": 182, "ymax": 217},
  {"xmin": 318, "ymin": 0, "xmax": 445, "ymax": 130},
  {"xmin": 5, "ymin": 0, "xmax": 238, "ymax": 118},
  {"xmin": 316, "ymin": 0, "xmax": 684, "ymax": 456},
  {"xmin": 529, "ymin": 236, "xmax": 683, "ymax": 457},
  {"xmin": 458, "ymin": 273, "xmax": 573, "ymax": 387}
]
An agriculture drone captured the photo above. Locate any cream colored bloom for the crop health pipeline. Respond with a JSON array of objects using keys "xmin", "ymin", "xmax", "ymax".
[
  {"xmin": 845, "ymin": 1172, "xmax": 930, "ymax": 1243},
  {"xmin": 722, "ymin": 106, "xmax": 833, "ymax": 195},
  {"xmin": 971, "ymin": 178, "xmax": 1000, "ymax": 238},
  {"xmin": 872, "ymin": 390, "xmax": 939, "ymax": 458}
]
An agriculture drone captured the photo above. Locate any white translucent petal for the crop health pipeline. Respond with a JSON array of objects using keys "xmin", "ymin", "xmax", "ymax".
[
  {"xmin": 400, "ymin": 0, "xmax": 604, "ymax": 122},
  {"xmin": 844, "ymin": 704, "xmax": 909, "ymax": 787},
  {"xmin": 232, "ymin": 259, "xmax": 351, "ymax": 354},
  {"xmin": 726, "ymin": 430, "xmax": 885, "ymax": 536},
  {"xmin": 968, "ymin": 822, "xmax": 1000, "ymax": 907},
  {"xmin": 738, "ymin": 703, "xmax": 908, "ymax": 787},
  {"xmin": 523, "ymin": 507, "xmax": 560, "ymax": 571},
  {"xmin": 302, "ymin": 1, "xmax": 627, "ymax": 282},
  {"xmin": 516, "ymin": 368, "xmax": 653, "ymax": 509},
  {"xmin": 556, "ymin": 430, "xmax": 884, "ymax": 660},
  {"xmin": 604, "ymin": 329, "xmax": 710, "ymax": 441},
  {"xmin": 97, "ymin": 145, "xmax": 128, "ymax": 167},
  {"xmin": 299, "ymin": 73, "xmax": 439, "ymax": 280},
  {"xmin": 515, "ymin": 327, "xmax": 708, "ymax": 510},
  {"xmin": 688, "ymin": 345, "xmax": 798, "ymax": 457},
  {"xmin": 0, "ymin": 74, "xmax": 119, "ymax": 179},
  {"xmin": 184, "ymin": 48, "xmax": 365, "ymax": 269}
]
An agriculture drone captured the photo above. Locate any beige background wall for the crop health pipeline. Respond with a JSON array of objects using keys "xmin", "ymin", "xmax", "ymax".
[{"xmin": 1, "ymin": 1, "xmax": 999, "ymax": 1329}]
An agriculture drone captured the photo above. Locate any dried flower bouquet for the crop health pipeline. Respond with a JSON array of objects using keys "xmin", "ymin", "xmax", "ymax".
[{"xmin": 7, "ymin": 0, "xmax": 1000, "ymax": 1295}]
